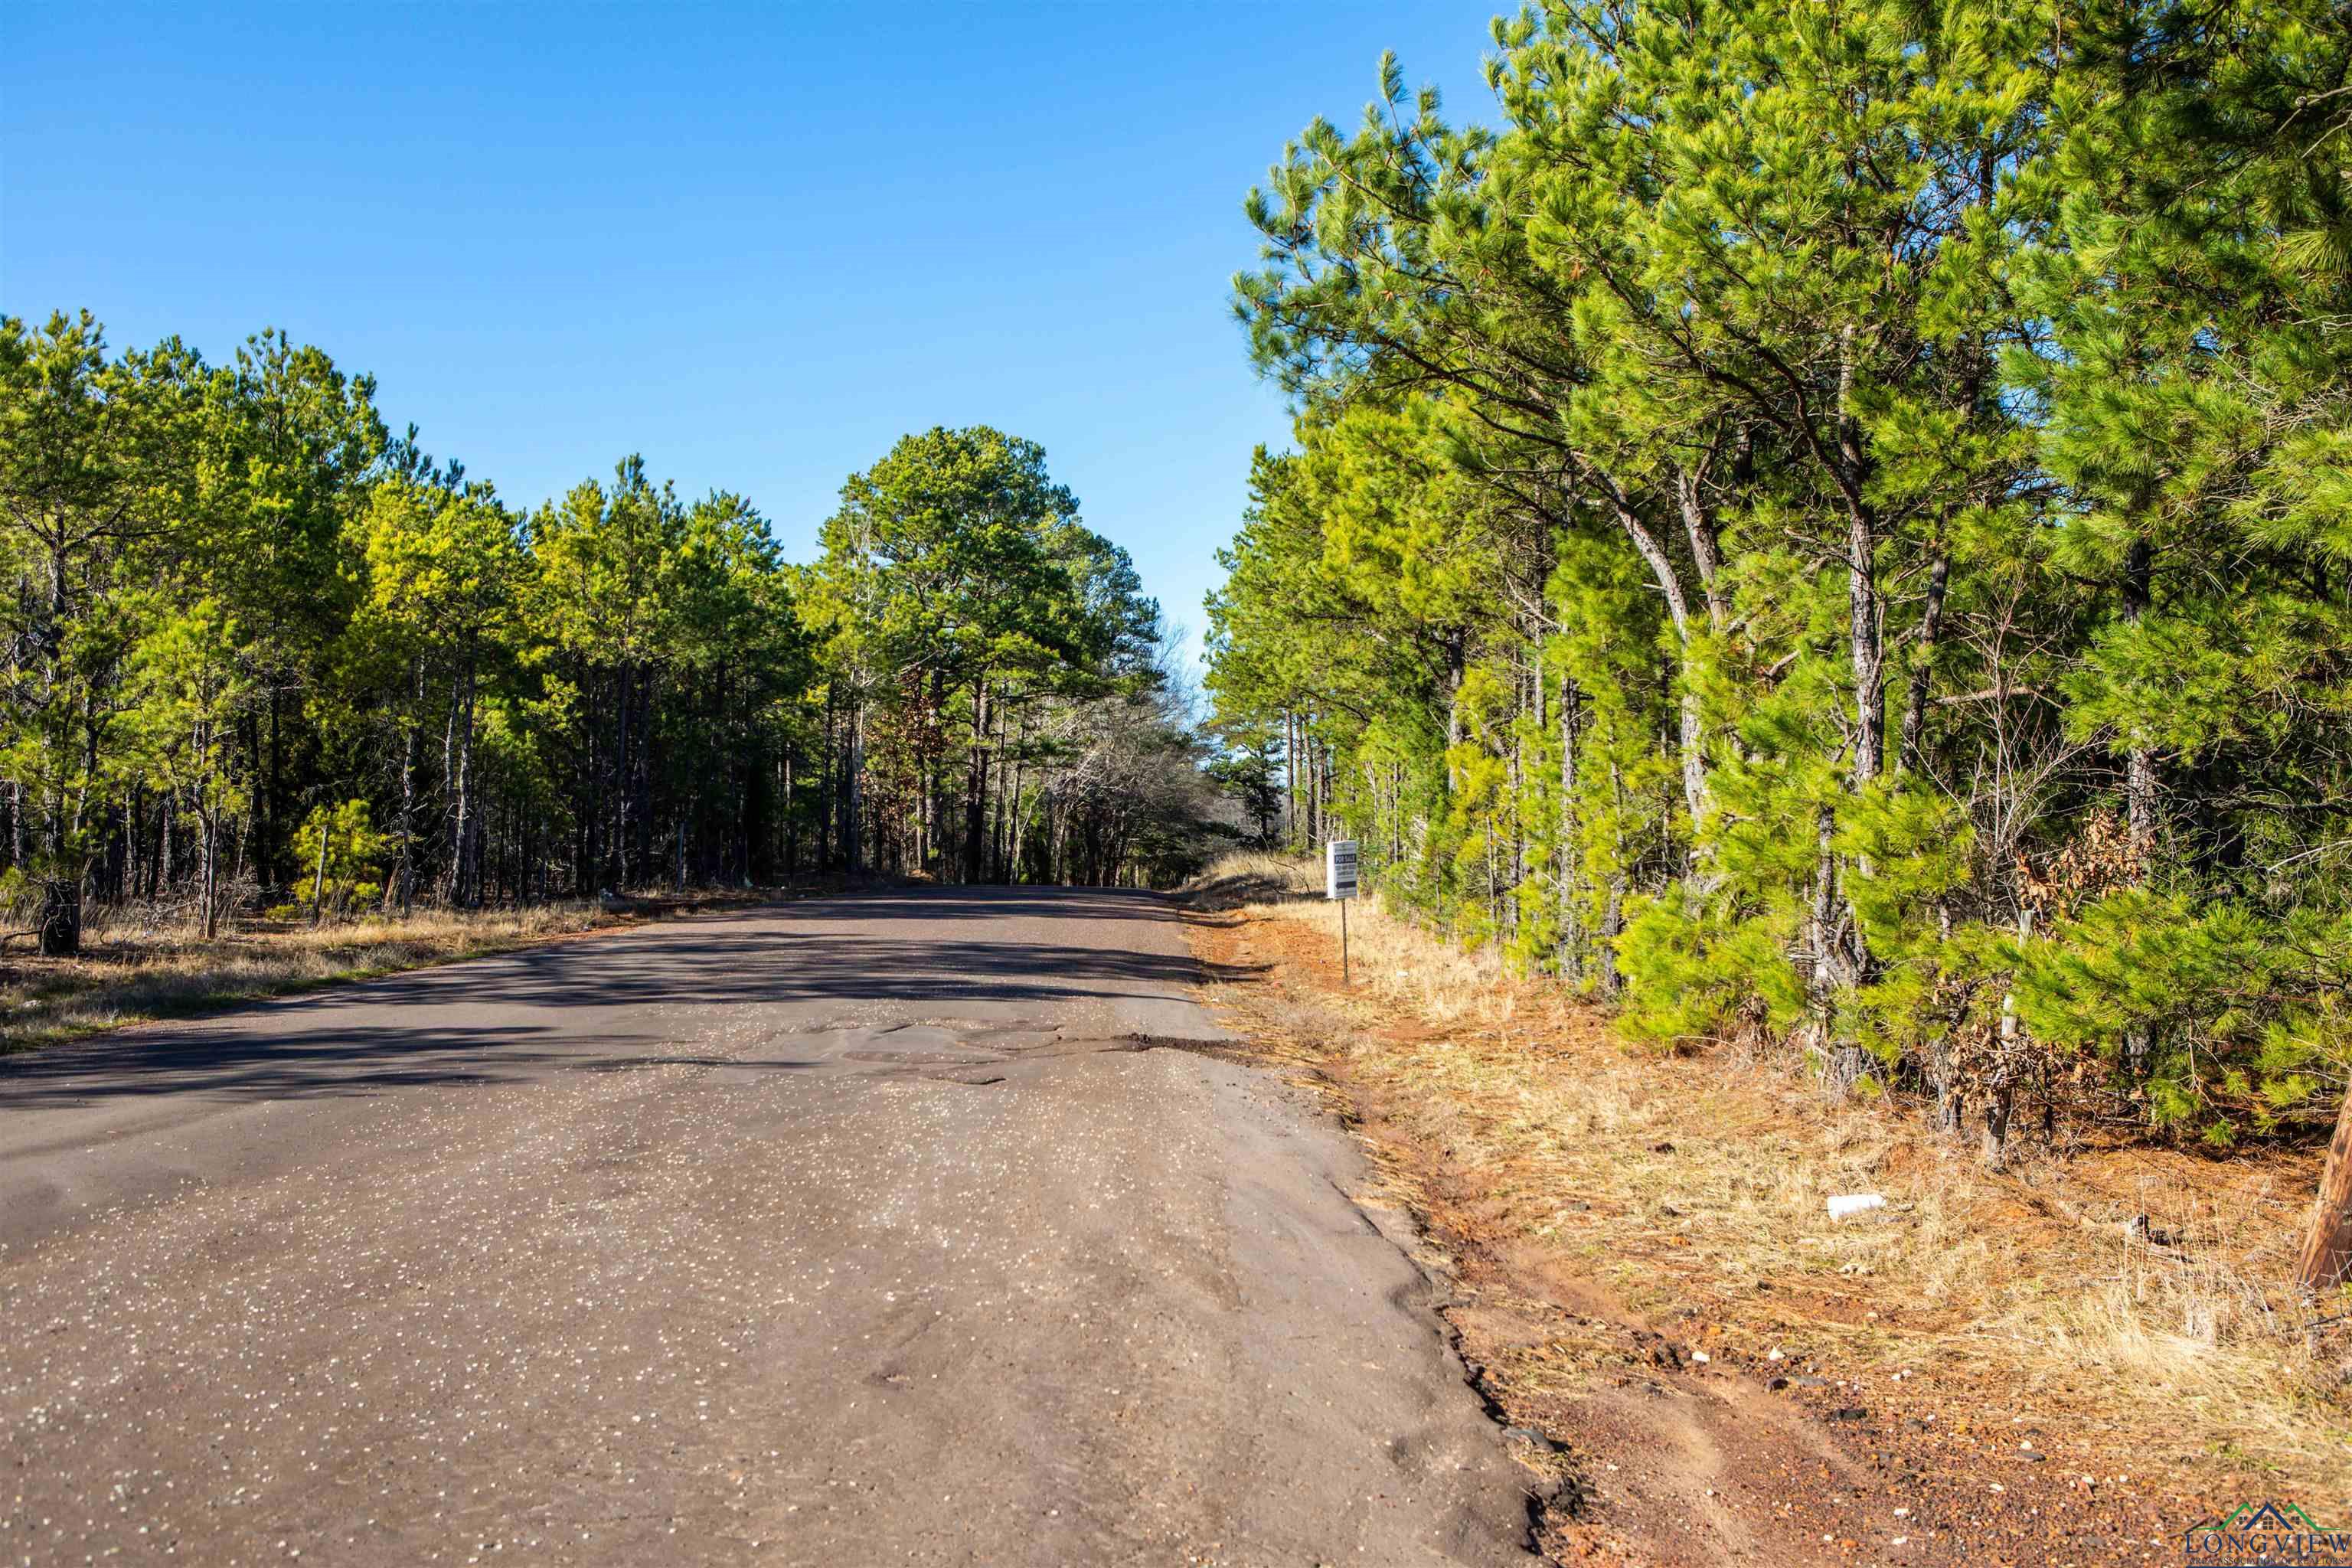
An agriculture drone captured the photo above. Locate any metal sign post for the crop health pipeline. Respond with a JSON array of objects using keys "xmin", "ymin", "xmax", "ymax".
[{"xmin": 1325, "ymin": 839, "xmax": 1358, "ymax": 987}]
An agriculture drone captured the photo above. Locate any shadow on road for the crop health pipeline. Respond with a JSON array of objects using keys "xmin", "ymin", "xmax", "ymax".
[{"xmin": 0, "ymin": 886, "xmax": 1266, "ymax": 1109}]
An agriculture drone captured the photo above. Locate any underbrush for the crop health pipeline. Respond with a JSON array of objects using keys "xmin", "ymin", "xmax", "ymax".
[{"xmin": 1181, "ymin": 852, "xmax": 2351, "ymax": 1491}]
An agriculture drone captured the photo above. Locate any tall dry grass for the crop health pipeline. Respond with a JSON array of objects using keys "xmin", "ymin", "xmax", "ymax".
[
  {"xmin": 1186, "ymin": 851, "xmax": 1519, "ymax": 1024},
  {"xmin": 1184, "ymin": 851, "xmax": 2352, "ymax": 1487}
]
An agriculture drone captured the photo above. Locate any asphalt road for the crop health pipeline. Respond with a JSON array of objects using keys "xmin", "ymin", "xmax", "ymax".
[{"xmin": 0, "ymin": 887, "xmax": 1538, "ymax": 1566}]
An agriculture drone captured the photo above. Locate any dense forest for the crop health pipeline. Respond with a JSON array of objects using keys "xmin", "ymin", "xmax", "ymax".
[
  {"xmin": 9, "ymin": 0, "xmax": 2347, "ymax": 1269},
  {"xmin": 1205, "ymin": 0, "xmax": 2352, "ymax": 1179},
  {"xmin": 0, "ymin": 317, "xmax": 1221, "ymax": 933}
]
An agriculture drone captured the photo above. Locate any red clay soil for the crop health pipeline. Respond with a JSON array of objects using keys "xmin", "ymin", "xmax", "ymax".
[{"xmin": 1185, "ymin": 906, "xmax": 2329, "ymax": 1568}]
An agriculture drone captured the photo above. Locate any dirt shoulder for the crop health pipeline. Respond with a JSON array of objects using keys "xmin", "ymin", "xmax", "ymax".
[{"xmin": 1182, "ymin": 891, "xmax": 2352, "ymax": 1566}]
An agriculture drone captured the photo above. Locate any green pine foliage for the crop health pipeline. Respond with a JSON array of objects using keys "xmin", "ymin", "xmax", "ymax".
[
  {"xmin": 0, "ymin": 322, "xmax": 1221, "ymax": 925},
  {"xmin": 1206, "ymin": 0, "xmax": 2352, "ymax": 1146}
]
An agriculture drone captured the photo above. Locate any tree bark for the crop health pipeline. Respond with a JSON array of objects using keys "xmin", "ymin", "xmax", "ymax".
[
  {"xmin": 1007, "ymin": 708, "xmax": 1032, "ymax": 884},
  {"xmin": 2294, "ymin": 1080, "xmax": 2352, "ymax": 1296},
  {"xmin": 1596, "ymin": 872, "xmax": 1624, "ymax": 999},
  {"xmin": 1845, "ymin": 511, "xmax": 1886, "ymax": 788},
  {"xmin": 1898, "ymin": 550, "xmax": 1950, "ymax": 773},
  {"xmin": 1597, "ymin": 483, "xmax": 1713, "ymax": 831},
  {"xmin": 2124, "ymin": 536, "xmax": 2156, "ymax": 1077},
  {"xmin": 1835, "ymin": 329, "xmax": 1888, "ymax": 791},
  {"xmin": 451, "ymin": 655, "xmax": 480, "ymax": 908},
  {"xmin": 782, "ymin": 744, "xmax": 799, "ymax": 887},
  {"xmin": 2123, "ymin": 535, "xmax": 2156, "ymax": 856},
  {"xmin": 397, "ymin": 659, "xmax": 421, "ymax": 915},
  {"xmin": 1296, "ymin": 718, "xmax": 1306, "ymax": 848},
  {"xmin": 311, "ymin": 813, "xmax": 332, "ymax": 926},
  {"xmin": 845, "ymin": 699, "xmax": 865, "ymax": 877},
  {"xmin": 817, "ymin": 694, "xmax": 835, "ymax": 874},
  {"xmin": 964, "ymin": 679, "xmax": 989, "ymax": 883},
  {"xmin": 612, "ymin": 666, "xmax": 632, "ymax": 890},
  {"xmin": 1673, "ymin": 462, "xmax": 1730, "ymax": 632},
  {"xmin": 265, "ymin": 688, "xmax": 283, "ymax": 894},
  {"xmin": 1809, "ymin": 803, "xmax": 1844, "ymax": 997},
  {"xmin": 198, "ymin": 805, "xmax": 219, "ymax": 941},
  {"xmin": 156, "ymin": 789, "xmax": 172, "ymax": 905},
  {"xmin": 1557, "ymin": 673, "xmax": 1583, "ymax": 982}
]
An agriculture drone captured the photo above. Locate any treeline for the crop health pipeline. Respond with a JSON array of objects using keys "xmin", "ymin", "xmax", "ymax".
[
  {"xmin": 799, "ymin": 426, "xmax": 1217, "ymax": 888},
  {"xmin": 1206, "ymin": 0, "xmax": 2351, "ymax": 1160},
  {"xmin": 0, "ymin": 312, "xmax": 1217, "ymax": 934}
]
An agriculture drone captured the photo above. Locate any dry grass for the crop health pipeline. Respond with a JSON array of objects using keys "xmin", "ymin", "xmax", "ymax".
[
  {"xmin": 0, "ymin": 893, "xmax": 755, "ymax": 1054},
  {"xmin": 1186, "ymin": 851, "xmax": 1519, "ymax": 1025},
  {"xmin": 1184, "ymin": 853, "xmax": 2352, "ymax": 1494}
]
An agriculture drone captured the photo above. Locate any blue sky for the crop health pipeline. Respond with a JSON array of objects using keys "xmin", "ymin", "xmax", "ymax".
[{"xmin": 2, "ymin": 3, "xmax": 1501, "ymax": 678}]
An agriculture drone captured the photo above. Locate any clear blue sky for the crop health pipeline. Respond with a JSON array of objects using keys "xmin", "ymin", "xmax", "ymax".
[{"xmin": 2, "ymin": 3, "xmax": 1501, "ymax": 676}]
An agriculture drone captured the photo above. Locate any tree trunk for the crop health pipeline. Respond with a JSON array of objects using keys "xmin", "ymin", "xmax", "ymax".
[
  {"xmin": 127, "ymin": 783, "xmax": 145, "ymax": 901},
  {"xmin": 451, "ymin": 656, "xmax": 480, "ymax": 909},
  {"xmin": 1008, "ymin": 708, "xmax": 1033, "ymax": 884},
  {"xmin": 1934, "ymin": 1057, "xmax": 1965, "ymax": 1137},
  {"xmin": 964, "ymin": 680, "xmax": 988, "ymax": 883},
  {"xmin": 440, "ymin": 679, "xmax": 460, "ymax": 897},
  {"xmin": 74, "ymin": 691, "xmax": 97, "ymax": 848},
  {"xmin": 2294, "ymin": 1080, "xmax": 2352, "ymax": 1296},
  {"xmin": 612, "ymin": 666, "xmax": 632, "ymax": 890},
  {"xmin": 2122, "ymin": 534, "xmax": 2156, "ymax": 855},
  {"xmin": 1293, "ymin": 720, "xmax": 1305, "ymax": 846},
  {"xmin": 991, "ymin": 700, "xmax": 1014, "ymax": 882},
  {"xmin": 1557, "ymin": 672, "xmax": 1583, "ymax": 981},
  {"xmin": 311, "ymin": 813, "xmax": 331, "ymax": 926},
  {"xmin": 1673, "ymin": 462, "xmax": 1730, "ymax": 632},
  {"xmin": 2122, "ymin": 537, "xmax": 2157, "ymax": 1078},
  {"xmin": 782, "ymin": 744, "xmax": 799, "ymax": 887},
  {"xmin": 198, "ymin": 805, "xmax": 220, "ymax": 942},
  {"xmin": 845, "ymin": 700, "xmax": 865, "ymax": 877},
  {"xmin": 1596, "ymin": 484, "xmax": 1713, "ymax": 831},
  {"xmin": 36, "ymin": 877, "xmax": 80, "ymax": 957},
  {"xmin": 1983, "ymin": 1080, "xmax": 2014, "ymax": 1171},
  {"xmin": 1898, "ymin": 550, "xmax": 1950, "ymax": 773},
  {"xmin": 632, "ymin": 669, "xmax": 655, "ymax": 884},
  {"xmin": 265, "ymin": 688, "xmax": 283, "ymax": 895},
  {"xmin": 1836, "ymin": 328, "xmax": 1888, "ymax": 792},
  {"xmin": 155, "ymin": 790, "xmax": 172, "ymax": 905},
  {"xmin": 1596, "ymin": 873, "xmax": 1624, "ymax": 1000},
  {"xmin": 1808, "ymin": 801, "xmax": 1851, "ymax": 998},
  {"xmin": 397, "ymin": 658, "xmax": 422, "ymax": 914},
  {"xmin": 818, "ymin": 694, "xmax": 835, "ymax": 874},
  {"xmin": 1846, "ymin": 509, "xmax": 1886, "ymax": 788}
]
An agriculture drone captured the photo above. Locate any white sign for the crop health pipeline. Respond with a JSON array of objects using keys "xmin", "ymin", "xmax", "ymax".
[{"xmin": 1325, "ymin": 838, "xmax": 1359, "ymax": 900}]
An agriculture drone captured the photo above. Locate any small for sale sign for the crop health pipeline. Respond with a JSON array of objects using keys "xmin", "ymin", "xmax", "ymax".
[{"xmin": 1325, "ymin": 839, "xmax": 1359, "ymax": 900}]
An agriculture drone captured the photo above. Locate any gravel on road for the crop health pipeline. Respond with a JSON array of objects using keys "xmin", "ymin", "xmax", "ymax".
[{"xmin": 0, "ymin": 887, "xmax": 1538, "ymax": 1566}]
